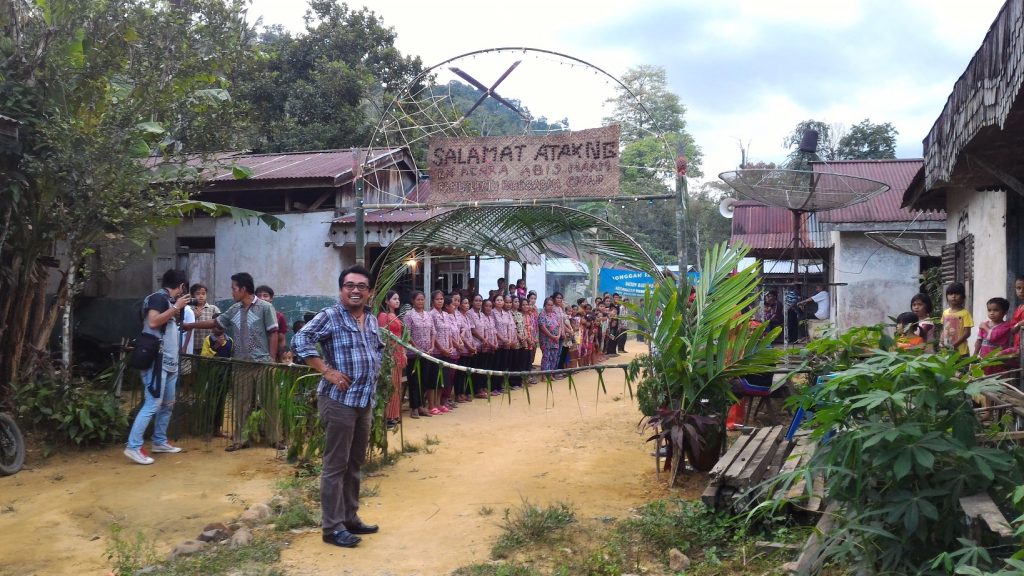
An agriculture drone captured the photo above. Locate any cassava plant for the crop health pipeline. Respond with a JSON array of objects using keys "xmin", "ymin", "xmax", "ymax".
[
  {"xmin": 762, "ymin": 339, "xmax": 1024, "ymax": 574},
  {"xmin": 626, "ymin": 242, "xmax": 783, "ymax": 481}
]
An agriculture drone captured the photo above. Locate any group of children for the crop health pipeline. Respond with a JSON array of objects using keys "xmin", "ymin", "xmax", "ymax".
[{"xmin": 895, "ymin": 279, "xmax": 1024, "ymax": 374}]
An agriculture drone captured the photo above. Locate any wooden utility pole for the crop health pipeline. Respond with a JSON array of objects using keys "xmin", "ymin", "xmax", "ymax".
[
  {"xmin": 675, "ymin": 149, "xmax": 690, "ymax": 297},
  {"xmin": 353, "ymin": 148, "xmax": 366, "ymax": 266}
]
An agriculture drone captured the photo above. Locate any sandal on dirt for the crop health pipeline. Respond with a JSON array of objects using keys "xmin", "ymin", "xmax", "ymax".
[
  {"xmin": 429, "ymin": 408, "xmax": 442, "ymax": 415},
  {"xmin": 225, "ymin": 442, "xmax": 250, "ymax": 452},
  {"xmin": 409, "ymin": 410, "xmax": 420, "ymax": 419}
]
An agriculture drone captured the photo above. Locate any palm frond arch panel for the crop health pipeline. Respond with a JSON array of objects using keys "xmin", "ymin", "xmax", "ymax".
[{"xmin": 371, "ymin": 205, "xmax": 663, "ymax": 302}]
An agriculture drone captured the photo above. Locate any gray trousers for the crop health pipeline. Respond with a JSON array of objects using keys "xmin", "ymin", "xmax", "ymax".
[{"xmin": 318, "ymin": 396, "xmax": 371, "ymax": 534}]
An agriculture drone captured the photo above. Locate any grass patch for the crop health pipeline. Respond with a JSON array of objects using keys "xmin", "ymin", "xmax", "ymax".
[
  {"xmin": 424, "ymin": 434, "xmax": 441, "ymax": 446},
  {"xmin": 360, "ymin": 483, "xmax": 380, "ymax": 498},
  {"xmin": 401, "ymin": 440, "xmax": 423, "ymax": 453},
  {"xmin": 150, "ymin": 538, "xmax": 284, "ymax": 576},
  {"xmin": 106, "ymin": 523, "xmax": 158, "ymax": 576},
  {"xmin": 271, "ymin": 474, "xmax": 319, "ymax": 532},
  {"xmin": 363, "ymin": 449, "xmax": 403, "ymax": 473},
  {"xmin": 454, "ymin": 498, "xmax": 808, "ymax": 575},
  {"xmin": 479, "ymin": 505, "xmax": 494, "ymax": 516},
  {"xmin": 492, "ymin": 500, "xmax": 576, "ymax": 559},
  {"xmin": 452, "ymin": 565, "xmax": 541, "ymax": 576}
]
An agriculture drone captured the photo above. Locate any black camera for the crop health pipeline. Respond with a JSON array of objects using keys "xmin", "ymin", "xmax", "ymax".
[{"xmin": 189, "ymin": 298, "xmax": 200, "ymax": 306}]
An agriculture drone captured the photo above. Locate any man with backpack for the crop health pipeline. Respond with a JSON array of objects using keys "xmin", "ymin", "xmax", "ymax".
[{"xmin": 125, "ymin": 269, "xmax": 190, "ymax": 465}]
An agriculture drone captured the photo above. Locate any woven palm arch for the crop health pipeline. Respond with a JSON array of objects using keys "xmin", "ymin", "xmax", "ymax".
[
  {"xmin": 359, "ymin": 47, "xmax": 679, "ymax": 383},
  {"xmin": 371, "ymin": 204, "xmax": 664, "ymax": 304}
]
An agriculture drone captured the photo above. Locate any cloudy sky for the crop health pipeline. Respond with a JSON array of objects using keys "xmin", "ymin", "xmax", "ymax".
[{"xmin": 248, "ymin": 0, "xmax": 1004, "ymax": 185}]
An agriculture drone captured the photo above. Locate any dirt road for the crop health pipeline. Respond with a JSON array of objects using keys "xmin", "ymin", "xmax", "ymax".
[{"xmin": 0, "ymin": 349, "xmax": 697, "ymax": 575}]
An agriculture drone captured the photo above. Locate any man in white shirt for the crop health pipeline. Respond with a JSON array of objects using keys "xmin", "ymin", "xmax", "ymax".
[{"xmin": 804, "ymin": 285, "xmax": 830, "ymax": 320}]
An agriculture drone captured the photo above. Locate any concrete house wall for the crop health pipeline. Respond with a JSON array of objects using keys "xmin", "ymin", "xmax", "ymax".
[
  {"xmin": 946, "ymin": 188, "xmax": 1008, "ymax": 348},
  {"xmin": 831, "ymin": 231, "xmax": 922, "ymax": 330}
]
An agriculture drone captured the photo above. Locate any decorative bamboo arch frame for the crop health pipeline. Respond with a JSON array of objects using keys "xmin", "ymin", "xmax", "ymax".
[{"xmin": 370, "ymin": 204, "xmax": 664, "ymax": 300}]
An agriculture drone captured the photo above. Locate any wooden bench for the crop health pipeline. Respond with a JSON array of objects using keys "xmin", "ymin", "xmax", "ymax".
[
  {"xmin": 960, "ymin": 492, "xmax": 1015, "ymax": 542},
  {"xmin": 702, "ymin": 425, "xmax": 789, "ymax": 508},
  {"xmin": 702, "ymin": 425, "xmax": 828, "ymax": 516}
]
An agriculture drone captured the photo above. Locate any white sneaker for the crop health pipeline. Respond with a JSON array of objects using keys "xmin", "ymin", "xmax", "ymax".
[
  {"xmin": 151, "ymin": 443, "xmax": 183, "ymax": 453},
  {"xmin": 124, "ymin": 447, "xmax": 154, "ymax": 465}
]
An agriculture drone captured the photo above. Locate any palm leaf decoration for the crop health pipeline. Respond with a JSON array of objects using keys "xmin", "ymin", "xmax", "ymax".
[
  {"xmin": 626, "ymin": 241, "xmax": 784, "ymax": 479},
  {"xmin": 370, "ymin": 204, "xmax": 663, "ymax": 304}
]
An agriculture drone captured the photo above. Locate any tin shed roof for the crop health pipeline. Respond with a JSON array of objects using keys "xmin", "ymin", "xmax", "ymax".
[
  {"xmin": 730, "ymin": 201, "xmax": 828, "ymax": 250},
  {"xmin": 205, "ymin": 148, "xmax": 406, "ymax": 184},
  {"xmin": 813, "ymin": 159, "xmax": 944, "ymax": 223}
]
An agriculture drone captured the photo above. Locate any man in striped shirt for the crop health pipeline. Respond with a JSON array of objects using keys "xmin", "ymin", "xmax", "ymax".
[{"xmin": 292, "ymin": 265, "xmax": 384, "ymax": 549}]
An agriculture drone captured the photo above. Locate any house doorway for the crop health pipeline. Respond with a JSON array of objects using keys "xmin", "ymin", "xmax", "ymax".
[
  {"xmin": 177, "ymin": 237, "xmax": 216, "ymax": 299},
  {"xmin": 434, "ymin": 259, "xmax": 469, "ymax": 293}
]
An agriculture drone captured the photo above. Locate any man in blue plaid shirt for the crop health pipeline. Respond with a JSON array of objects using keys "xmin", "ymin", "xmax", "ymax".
[{"xmin": 292, "ymin": 265, "xmax": 384, "ymax": 548}]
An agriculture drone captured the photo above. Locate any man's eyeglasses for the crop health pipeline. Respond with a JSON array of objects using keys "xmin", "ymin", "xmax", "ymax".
[{"xmin": 342, "ymin": 282, "xmax": 370, "ymax": 292}]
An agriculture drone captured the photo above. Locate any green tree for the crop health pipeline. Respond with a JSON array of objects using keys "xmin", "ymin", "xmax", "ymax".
[
  {"xmin": 784, "ymin": 118, "xmax": 898, "ymax": 162},
  {"xmin": 783, "ymin": 119, "xmax": 845, "ymax": 162},
  {"xmin": 836, "ymin": 119, "xmax": 898, "ymax": 159},
  {"xmin": 0, "ymin": 0, "xmax": 255, "ymax": 386},
  {"xmin": 592, "ymin": 65, "xmax": 703, "ymax": 264},
  {"xmin": 444, "ymin": 81, "xmax": 568, "ymax": 137},
  {"xmin": 234, "ymin": 1, "xmax": 424, "ymax": 152}
]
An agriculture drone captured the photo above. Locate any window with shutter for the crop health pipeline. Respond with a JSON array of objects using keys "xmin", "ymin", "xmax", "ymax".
[{"xmin": 939, "ymin": 234, "xmax": 975, "ymax": 310}]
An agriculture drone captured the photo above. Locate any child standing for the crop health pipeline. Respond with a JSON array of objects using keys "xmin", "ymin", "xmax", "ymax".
[
  {"xmin": 941, "ymin": 282, "xmax": 973, "ymax": 356},
  {"xmin": 895, "ymin": 311, "xmax": 926, "ymax": 350},
  {"xmin": 976, "ymin": 297, "xmax": 1013, "ymax": 374},
  {"xmin": 200, "ymin": 320, "xmax": 233, "ymax": 358},
  {"xmin": 910, "ymin": 293, "xmax": 937, "ymax": 351},
  {"xmin": 1008, "ymin": 277, "xmax": 1024, "ymax": 355}
]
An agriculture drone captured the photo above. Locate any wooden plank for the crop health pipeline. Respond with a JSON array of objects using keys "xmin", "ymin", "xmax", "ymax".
[
  {"xmin": 784, "ymin": 502, "xmax": 839, "ymax": 575},
  {"xmin": 764, "ymin": 435, "xmax": 794, "ymax": 481},
  {"xmin": 977, "ymin": 430, "xmax": 1024, "ymax": 444},
  {"xmin": 780, "ymin": 435, "xmax": 814, "ymax": 477},
  {"xmin": 960, "ymin": 493, "xmax": 1015, "ymax": 537},
  {"xmin": 724, "ymin": 426, "xmax": 774, "ymax": 481},
  {"xmin": 805, "ymin": 472, "xmax": 825, "ymax": 512},
  {"xmin": 736, "ymin": 426, "xmax": 787, "ymax": 488},
  {"xmin": 708, "ymin": 432, "xmax": 756, "ymax": 481},
  {"xmin": 700, "ymin": 483, "xmax": 721, "ymax": 508}
]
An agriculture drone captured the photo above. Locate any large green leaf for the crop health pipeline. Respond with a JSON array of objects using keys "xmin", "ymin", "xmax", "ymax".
[{"xmin": 172, "ymin": 200, "xmax": 285, "ymax": 232}]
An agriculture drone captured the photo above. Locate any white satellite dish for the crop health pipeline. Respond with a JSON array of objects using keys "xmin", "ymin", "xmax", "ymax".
[{"xmin": 719, "ymin": 197, "xmax": 738, "ymax": 219}]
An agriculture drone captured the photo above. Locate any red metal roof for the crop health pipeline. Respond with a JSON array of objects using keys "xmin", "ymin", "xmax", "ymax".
[
  {"xmin": 812, "ymin": 159, "xmax": 944, "ymax": 223},
  {"xmin": 334, "ymin": 206, "xmax": 447, "ymax": 225},
  {"xmin": 205, "ymin": 148, "xmax": 406, "ymax": 183},
  {"xmin": 730, "ymin": 201, "xmax": 828, "ymax": 250}
]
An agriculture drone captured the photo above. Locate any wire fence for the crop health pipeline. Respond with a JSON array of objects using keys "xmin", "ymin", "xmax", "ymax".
[
  {"xmin": 115, "ymin": 333, "xmax": 637, "ymax": 464},
  {"xmin": 122, "ymin": 354, "xmax": 319, "ymax": 461}
]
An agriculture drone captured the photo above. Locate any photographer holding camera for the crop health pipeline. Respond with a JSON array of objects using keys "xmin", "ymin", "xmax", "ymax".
[{"xmin": 125, "ymin": 269, "xmax": 190, "ymax": 465}]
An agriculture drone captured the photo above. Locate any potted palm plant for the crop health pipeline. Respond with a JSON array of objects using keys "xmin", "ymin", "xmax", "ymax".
[{"xmin": 626, "ymin": 242, "xmax": 784, "ymax": 485}]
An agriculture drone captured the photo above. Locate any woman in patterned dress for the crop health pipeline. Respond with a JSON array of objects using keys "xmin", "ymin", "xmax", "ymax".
[
  {"xmin": 404, "ymin": 291, "xmax": 436, "ymax": 418},
  {"xmin": 538, "ymin": 297, "xmax": 563, "ymax": 372},
  {"xmin": 493, "ymin": 294, "xmax": 515, "ymax": 393},
  {"xmin": 440, "ymin": 293, "xmax": 464, "ymax": 409},
  {"xmin": 509, "ymin": 296, "xmax": 527, "ymax": 389},
  {"xmin": 377, "ymin": 290, "xmax": 407, "ymax": 427},
  {"xmin": 455, "ymin": 294, "xmax": 478, "ymax": 401},
  {"xmin": 429, "ymin": 290, "xmax": 456, "ymax": 414}
]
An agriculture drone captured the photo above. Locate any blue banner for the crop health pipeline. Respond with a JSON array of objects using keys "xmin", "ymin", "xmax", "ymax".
[{"xmin": 598, "ymin": 267, "xmax": 699, "ymax": 297}]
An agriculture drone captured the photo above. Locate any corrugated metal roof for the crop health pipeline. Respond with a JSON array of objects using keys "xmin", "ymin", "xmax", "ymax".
[
  {"xmin": 813, "ymin": 159, "xmax": 944, "ymax": 223},
  {"xmin": 334, "ymin": 205, "xmax": 447, "ymax": 225},
  {"xmin": 206, "ymin": 148, "xmax": 405, "ymax": 182},
  {"xmin": 546, "ymin": 258, "xmax": 589, "ymax": 274},
  {"xmin": 730, "ymin": 202, "xmax": 828, "ymax": 249}
]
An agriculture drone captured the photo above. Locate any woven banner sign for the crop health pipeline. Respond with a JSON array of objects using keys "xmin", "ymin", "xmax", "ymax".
[{"xmin": 427, "ymin": 125, "xmax": 620, "ymax": 203}]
